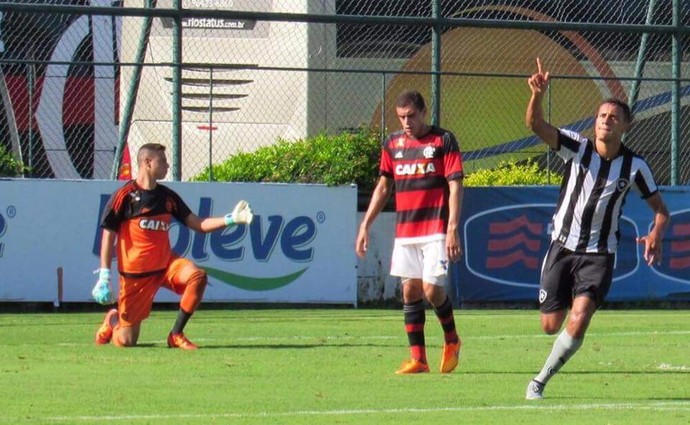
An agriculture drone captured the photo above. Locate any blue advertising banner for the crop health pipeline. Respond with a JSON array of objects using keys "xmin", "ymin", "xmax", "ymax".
[{"xmin": 453, "ymin": 187, "xmax": 690, "ymax": 303}]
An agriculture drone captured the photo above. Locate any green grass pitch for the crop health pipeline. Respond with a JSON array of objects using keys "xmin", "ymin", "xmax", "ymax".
[{"xmin": 1, "ymin": 308, "xmax": 689, "ymax": 424}]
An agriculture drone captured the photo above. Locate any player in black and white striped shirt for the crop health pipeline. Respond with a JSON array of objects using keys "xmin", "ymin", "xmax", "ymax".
[{"xmin": 524, "ymin": 59, "xmax": 670, "ymax": 400}]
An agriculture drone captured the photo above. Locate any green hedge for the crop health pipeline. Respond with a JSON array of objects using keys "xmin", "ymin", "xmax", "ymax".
[
  {"xmin": 464, "ymin": 159, "xmax": 561, "ymax": 186},
  {"xmin": 0, "ymin": 145, "xmax": 26, "ymax": 177},
  {"xmin": 192, "ymin": 127, "xmax": 382, "ymax": 192},
  {"xmin": 193, "ymin": 129, "xmax": 560, "ymax": 189}
]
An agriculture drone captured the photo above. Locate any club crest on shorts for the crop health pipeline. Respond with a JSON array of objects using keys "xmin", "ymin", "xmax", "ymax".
[{"xmin": 539, "ymin": 289, "xmax": 547, "ymax": 304}]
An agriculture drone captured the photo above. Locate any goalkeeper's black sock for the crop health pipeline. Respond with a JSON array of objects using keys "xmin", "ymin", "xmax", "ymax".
[{"xmin": 171, "ymin": 308, "xmax": 193, "ymax": 334}]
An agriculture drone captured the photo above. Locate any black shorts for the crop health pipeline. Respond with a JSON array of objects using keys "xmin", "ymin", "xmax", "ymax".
[{"xmin": 538, "ymin": 241, "xmax": 615, "ymax": 313}]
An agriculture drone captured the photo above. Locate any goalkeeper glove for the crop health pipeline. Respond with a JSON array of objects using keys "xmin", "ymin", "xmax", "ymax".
[
  {"xmin": 224, "ymin": 200, "xmax": 253, "ymax": 226},
  {"xmin": 92, "ymin": 268, "xmax": 115, "ymax": 305}
]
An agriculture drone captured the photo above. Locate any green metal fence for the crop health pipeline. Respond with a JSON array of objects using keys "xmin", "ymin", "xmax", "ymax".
[{"xmin": 0, "ymin": 0, "xmax": 688, "ymax": 184}]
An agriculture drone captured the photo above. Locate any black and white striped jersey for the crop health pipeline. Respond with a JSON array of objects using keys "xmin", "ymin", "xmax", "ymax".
[{"xmin": 551, "ymin": 129, "xmax": 659, "ymax": 254}]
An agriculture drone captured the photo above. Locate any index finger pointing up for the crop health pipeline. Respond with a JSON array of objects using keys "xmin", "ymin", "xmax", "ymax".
[{"xmin": 536, "ymin": 57, "xmax": 543, "ymax": 74}]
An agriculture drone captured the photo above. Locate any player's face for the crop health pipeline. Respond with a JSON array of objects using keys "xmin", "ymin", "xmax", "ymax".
[
  {"xmin": 148, "ymin": 152, "xmax": 169, "ymax": 179},
  {"xmin": 595, "ymin": 102, "xmax": 628, "ymax": 144},
  {"xmin": 396, "ymin": 105, "xmax": 427, "ymax": 139}
]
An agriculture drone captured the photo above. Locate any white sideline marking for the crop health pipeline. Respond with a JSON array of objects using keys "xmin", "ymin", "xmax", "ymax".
[
  {"xmin": 62, "ymin": 330, "xmax": 690, "ymax": 346},
  {"xmin": 46, "ymin": 401, "xmax": 690, "ymax": 422},
  {"xmin": 234, "ymin": 329, "xmax": 690, "ymax": 342},
  {"xmin": 658, "ymin": 363, "xmax": 690, "ymax": 371}
]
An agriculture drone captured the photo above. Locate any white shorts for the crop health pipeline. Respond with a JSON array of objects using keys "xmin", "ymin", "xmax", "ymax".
[{"xmin": 390, "ymin": 239, "xmax": 448, "ymax": 286}]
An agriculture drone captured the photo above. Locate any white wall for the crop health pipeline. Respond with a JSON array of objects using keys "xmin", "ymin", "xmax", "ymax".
[{"xmin": 355, "ymin": 212, "xmax": 399, "ymax": 303}]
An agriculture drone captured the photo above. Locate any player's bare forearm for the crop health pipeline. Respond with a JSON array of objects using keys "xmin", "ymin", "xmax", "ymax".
[
  {"xmin": 649, "ymin": 202, "xmax": 670, "ymax": 246},
  {"xmin": 447, "ymin": 179, "xmax": 463, "ymax": 235},
  {"xmin": 447, "ymin": 179, "xmax": 463, "ymax": 259},
  {"xmin": 526, "ymin": 58, "xmax": 558, "ymax": 149},
  {"xmin": 652, "ymin": 212, "xmax": 669, "ymax": 238},
  {"xmin": 100, "ymin": 229, "xmax": 117, "ymax": 269},
  {"xmin": 356, "ymin": 177, "xmax": 392, "ymax": 258},
  {"xmin": 360, "ymin": 177, "xmax": 392, "ymax": 231},
  {"xmin": 637, "ymin": 194, "xmax": 670, "ymax": 265},
  {"xmin": 649, "ymin": 193, "xmax": 670, "ymax": 237},
  {"xmin": 526, "ymin": 94, "xmax": 558, "ymax": 148},
  {"xmin": 525, "ymin": 92, "xmax": 545, "ymax": 130},
  {"xmin": 194, "ymin": 216, "xmax": 227, "ymax": 233}
]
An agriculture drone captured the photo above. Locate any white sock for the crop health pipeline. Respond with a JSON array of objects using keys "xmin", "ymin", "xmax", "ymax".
[{"xmin": 535, "ymin": 329, "xmax": 583, "ymax": 385}]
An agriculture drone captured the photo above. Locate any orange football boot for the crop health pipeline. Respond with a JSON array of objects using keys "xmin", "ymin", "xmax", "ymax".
[
  {"xmin": 395, "ymin": 359, "xmax": 430, "ymax": 374},
  {"xmin": 440, "ymin": 339, "xmax": 462, "ymax": 373},
  {"xmin": 167, "ymin": 332, "xmax": 198, "ymax": 350},
  {"xmin": 95, "ymin": 309, "xmax": 118, "ymax": 345}
]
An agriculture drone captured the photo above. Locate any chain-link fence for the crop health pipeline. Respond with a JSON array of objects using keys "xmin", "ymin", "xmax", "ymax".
[{"xmin": 0, "ymin": 0, "xmax": 688, "ymax": 184}]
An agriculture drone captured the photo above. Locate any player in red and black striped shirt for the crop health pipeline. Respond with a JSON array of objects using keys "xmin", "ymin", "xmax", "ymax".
[{"xmin": 356, "ymin": 90, "xmax": 464, "ymax": 374}]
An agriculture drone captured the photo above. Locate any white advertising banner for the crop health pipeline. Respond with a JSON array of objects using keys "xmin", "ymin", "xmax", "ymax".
[{"xmin": 0, "ymin": 180, "xmax": 357, "ymax": 305}]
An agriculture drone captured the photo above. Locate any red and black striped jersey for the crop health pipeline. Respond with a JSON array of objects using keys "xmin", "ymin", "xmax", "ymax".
[
  {"xmin": 380, "ymin": 126, "xmax": 464, "ymax": 243},
  {"xmin": 100, "ymin": 181, "xmax": 192, "ymax": 275}
]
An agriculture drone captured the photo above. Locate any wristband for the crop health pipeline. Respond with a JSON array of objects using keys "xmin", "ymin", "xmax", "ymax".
[{"xmin": 224, "ymin": 214, "xmax": 234, "ymax": 226}]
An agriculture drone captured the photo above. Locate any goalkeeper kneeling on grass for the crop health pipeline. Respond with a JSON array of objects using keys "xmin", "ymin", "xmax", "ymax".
[{"xmin": 92, "ymin": 143, "xmax": 254, "ymax": 350}]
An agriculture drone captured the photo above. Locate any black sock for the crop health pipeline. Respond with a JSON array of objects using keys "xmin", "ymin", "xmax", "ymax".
[
  {"xmin": 403, "ymin": 299, "xmax": 426, "ymax": 362},
  {"xmin": 433, "ymin": 296, "xmax": 459, "ymax": 344},
  {"xmin": 171, "ymin": 308, "xmax": 193, "ymax": 335}
]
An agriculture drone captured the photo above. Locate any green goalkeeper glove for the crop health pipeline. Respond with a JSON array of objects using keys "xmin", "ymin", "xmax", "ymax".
[
  {"xmin": 92, "ymin": 268, "xmax": 115, "ymax": 305},
  {"xmin": 224, "ymin": 200, "xmax": 253, "ymax": 226}
]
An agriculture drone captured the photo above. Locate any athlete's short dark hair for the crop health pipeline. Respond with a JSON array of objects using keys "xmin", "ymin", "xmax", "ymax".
[
  {"xmin": 601, "ymin": 98, "xmax": 633, "ymax": 123},
  {"xmin": 137, "ymin": 143, "xmax": 166, "ymax": 165},
  {"xmin": 396, "ymin": 90, "xmax": 426, "ymax": 112}
]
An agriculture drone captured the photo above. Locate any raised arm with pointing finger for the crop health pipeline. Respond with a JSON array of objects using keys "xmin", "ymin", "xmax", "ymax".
[{"xmin": 526, "ymin": 58, "xmax": 558, "ymax": 148}]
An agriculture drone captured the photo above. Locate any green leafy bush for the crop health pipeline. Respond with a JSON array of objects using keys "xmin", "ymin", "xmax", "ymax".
[
  {"xmin": 193, "ymin": 128, "xmax": 560, "ymax": 191},
  {"xmin": 0, "ymin": 145, "xmax": 27, "ymax": 177},
  {"xmin": 192, "ymin": 127, "xmax": 382, "ymax": 192},
  {"xmin": 464, "ymin": 159, "xmax": 561, "ymax": 186}
]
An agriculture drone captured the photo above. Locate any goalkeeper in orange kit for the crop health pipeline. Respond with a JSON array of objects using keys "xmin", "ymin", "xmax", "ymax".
[{"xmin": 92, "ymin": 143, "xmax": 254, "ymax": 349}]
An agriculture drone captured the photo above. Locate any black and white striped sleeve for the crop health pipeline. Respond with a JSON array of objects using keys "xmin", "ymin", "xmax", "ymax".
[
  {"xmin": 632, "ymin": 159, "xmax": 659, "ymax": 199},
  {"xmin": 555, "ymin": 129, "xmax": 587, "ymax": 161}
]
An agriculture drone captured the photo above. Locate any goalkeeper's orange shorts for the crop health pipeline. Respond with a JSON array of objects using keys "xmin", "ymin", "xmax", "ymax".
[{"xmin": 116, "ymin": 256, "xmax": 194, "ymax": 327}]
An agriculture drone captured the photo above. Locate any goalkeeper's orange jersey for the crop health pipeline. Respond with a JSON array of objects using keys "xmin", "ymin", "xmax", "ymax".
[{"xmin": 100, "ymin": 180, "xmax": 192, "ymax": 276}]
